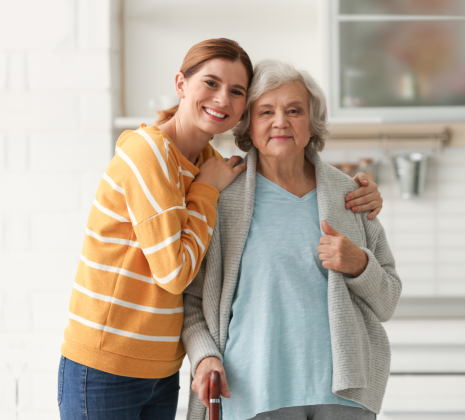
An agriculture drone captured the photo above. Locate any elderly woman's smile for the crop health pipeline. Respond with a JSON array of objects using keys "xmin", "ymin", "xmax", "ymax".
[{"xmin": 249, "ymin": 81, "xmax": 312, "ymax": 159}]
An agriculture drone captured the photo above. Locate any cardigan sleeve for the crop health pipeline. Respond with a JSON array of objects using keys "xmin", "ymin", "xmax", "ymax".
[
  {"xmin": 343, "ymin": 215, "xmax": 402, "ymax": 322},
  {"xmin": 182, "ymin": 215, "xmax": 223, "ymax": 377}
]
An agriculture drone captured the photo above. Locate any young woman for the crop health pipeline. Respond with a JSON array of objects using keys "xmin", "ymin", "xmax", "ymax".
[{"xmin": 58, "ymin": 39, "xmax": 383, "ymax": 420}]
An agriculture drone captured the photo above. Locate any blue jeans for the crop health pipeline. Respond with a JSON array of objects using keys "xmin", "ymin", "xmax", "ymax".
[{"xmin": 58, "ymin": 356, "xmax": 179, "ymax": 420}]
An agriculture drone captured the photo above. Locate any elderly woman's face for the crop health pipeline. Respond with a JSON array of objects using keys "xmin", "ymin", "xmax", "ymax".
[{"xmin": 249, "ymin": 81, "xmax": 312, "ymax": 159}]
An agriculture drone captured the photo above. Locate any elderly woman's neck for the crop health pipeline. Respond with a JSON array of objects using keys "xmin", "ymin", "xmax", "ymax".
[{"xmin": 257, "ymin": 152, "xmax": 316, "ymax": 198}]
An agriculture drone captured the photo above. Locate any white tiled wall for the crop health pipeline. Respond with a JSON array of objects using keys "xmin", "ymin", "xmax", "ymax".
[
  {"xmin": 1, "ymin": 1, "xmax": 464, "ymax": 419},
  {"xmin": 0, "ymin": 1, "xmax": 120, "ymax": 419}
]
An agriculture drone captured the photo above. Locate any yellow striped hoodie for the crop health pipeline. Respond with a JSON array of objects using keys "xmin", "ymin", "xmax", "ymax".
[{"xmin": 62, "ymin": 125, "xmax": 221, "ymax": 378}]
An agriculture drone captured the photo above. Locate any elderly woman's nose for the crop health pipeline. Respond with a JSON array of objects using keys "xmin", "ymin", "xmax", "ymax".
[{"xmin": 273, "ymin": 111, "xmax": 289, "ymax": 128}]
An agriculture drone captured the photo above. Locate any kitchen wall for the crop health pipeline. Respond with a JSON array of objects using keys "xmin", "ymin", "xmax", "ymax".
[
  {"xmin": 0, "ymin": 1, "xmax": 464, "ymax": 419},
  {"xmin": 0, "ymin": 1, "xmax": 120, "ymax": 418}
]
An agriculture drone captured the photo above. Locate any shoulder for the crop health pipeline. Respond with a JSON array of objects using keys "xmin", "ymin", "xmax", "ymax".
[
  {"xmin": 320, "ymin": 159, "xmax": 359, "ymax": 191},
  {"xmin": 116, "ymin": 126, "xmax": 170, "ymax": 157}
]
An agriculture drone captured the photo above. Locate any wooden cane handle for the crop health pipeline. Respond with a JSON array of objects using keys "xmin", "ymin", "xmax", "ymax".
[{"xmin": 209, "ymin": 370, "xmax": 221, "ymax": 420}]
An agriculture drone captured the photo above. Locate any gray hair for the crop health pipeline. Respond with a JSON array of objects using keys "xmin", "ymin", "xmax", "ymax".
[{"xmin": 233, "ymin": 60, "xmax": 329, "ymax": 153}]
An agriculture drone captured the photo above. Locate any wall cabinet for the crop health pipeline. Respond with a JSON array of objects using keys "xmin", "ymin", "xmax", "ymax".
[{"xmin": 329, "ymin": 0, "xmax": 465, "ymax": 122}]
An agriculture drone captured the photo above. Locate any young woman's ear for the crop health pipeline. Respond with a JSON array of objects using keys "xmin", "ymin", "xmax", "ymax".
[{"xmin": 174, "ymin": 72, "xmax": 186, "ymax": 99}]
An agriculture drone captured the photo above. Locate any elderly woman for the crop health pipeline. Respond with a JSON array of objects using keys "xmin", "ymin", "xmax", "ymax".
[{"xmin": 182, "ymin": 60, "xmax": 401, "ymax": 420}]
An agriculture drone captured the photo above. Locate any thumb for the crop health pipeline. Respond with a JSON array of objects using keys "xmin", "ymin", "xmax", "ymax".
[
  {"xmin": 322, "ymin": 220, "xmax": 341, "ymax": 237},
  {"xmin": 353, "ymin": 172, "xmax": 370, "ymax": 187}
]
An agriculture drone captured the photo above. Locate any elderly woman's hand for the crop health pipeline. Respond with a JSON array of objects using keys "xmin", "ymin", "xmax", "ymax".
[
  {"xmin": 345, "ymin": 173, "xmax": 383, "ymax": 220},
  {"xmin": 192, "ymin": 356, "xmax": 230, "ymax": 408},
  {"xmin": 318, "ymin": 220, "xmax": 368, "ymax": 277}
]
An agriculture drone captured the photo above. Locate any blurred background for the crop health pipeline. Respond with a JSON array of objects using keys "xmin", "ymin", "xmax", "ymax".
[{"xmin": 1, "ymin": 0, "xmax": 465, "ymax": 419}]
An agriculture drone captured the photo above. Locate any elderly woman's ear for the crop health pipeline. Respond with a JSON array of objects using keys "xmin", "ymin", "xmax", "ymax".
[{"xmin": 345, "ymin": 173, "xmax": 383, "ymax": 219}]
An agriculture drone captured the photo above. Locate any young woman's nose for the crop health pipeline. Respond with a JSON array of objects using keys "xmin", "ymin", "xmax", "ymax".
[{"xmin": 213, "ymin": 87, "xmax": 230, "ymax": 108}]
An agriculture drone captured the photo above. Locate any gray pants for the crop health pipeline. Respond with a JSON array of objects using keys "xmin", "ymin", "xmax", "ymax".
[{"xmin": 249, "ymin": 404, "xmax": 376, "ymax": 420}]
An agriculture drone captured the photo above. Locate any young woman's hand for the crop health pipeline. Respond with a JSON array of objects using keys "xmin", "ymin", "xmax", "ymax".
[
  {"xmin": 345, "ymin": 172, "xmax": 383, "ymax": 220},
  {"xmin": 192, "ymin": 356, "xmax": 230, "ymax": 408},
  {"xmin": 195, "ymin": 156, "xmax": 247, "ymax": 192}
]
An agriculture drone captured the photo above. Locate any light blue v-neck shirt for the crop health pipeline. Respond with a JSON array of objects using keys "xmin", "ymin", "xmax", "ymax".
[{"xmin": 221, "ymin": 174, "xmax": 365, "ymax": 420}]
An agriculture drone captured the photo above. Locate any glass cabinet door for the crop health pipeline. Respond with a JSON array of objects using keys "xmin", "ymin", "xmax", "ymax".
[
  {"xmin": 340, "ymin": 0, "xmax": 465, "ymax": 16},
  {"xmin": 331, "ymin": 0, "xmax": 465, "ymax": 121}
]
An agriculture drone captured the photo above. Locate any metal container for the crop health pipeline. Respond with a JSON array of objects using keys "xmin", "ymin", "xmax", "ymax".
[{"xmin": 392, "ymin": 153, "xmax": 428, "ymax": 199}]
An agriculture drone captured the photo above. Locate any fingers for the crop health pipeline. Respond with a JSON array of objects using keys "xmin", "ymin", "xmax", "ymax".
[
  {"xmin": 345, "ymin": 182, "xmax": 378, "ymax": 202},
  {"xmin": 321, "ymin": 220, "xmax": 341, "ymax": 237},
  {"xmin": 346, "ymin": 191, "xmax": 380, "ymax": 209},
  {"xmin": 352, "ymin": 172, "xmax": 370, "ymax": 188},
  {"xmin": 197, "ymin": 378, "xmax": 210, "ymax": 408},
  {"xmin": 368, "ymin": 206, "xmax": 381, "ymax": 220},
  {"xmin": 220, "ymin": 371, "xmax": 230, "ymax": 398},
  {"xmin": 227, "ymin": 155, "xmax": 242, "ymax": 166}
]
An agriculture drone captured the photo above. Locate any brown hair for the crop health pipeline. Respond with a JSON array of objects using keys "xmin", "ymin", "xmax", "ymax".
[{"xmin": 155, "ymin": 38, "xmax": 253, "ymax": 125}]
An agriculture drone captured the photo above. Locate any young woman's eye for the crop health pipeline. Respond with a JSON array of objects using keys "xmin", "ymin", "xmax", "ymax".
[
  {"xmin": 231, "ymin": 90, "xmax": 243, "ymax": 96},
  {"xmin": 206, "ymin": 80, "xmax": 217, "ymax": 87}
]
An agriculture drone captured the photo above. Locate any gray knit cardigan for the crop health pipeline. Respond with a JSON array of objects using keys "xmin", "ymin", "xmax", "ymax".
[{"xmin": 181, "ymin": 146, "xmax": 402, "ymax": 419}]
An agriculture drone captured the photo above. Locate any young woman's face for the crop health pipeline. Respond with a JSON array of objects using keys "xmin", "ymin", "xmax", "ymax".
[{"xmin": 177, "ymin": 58, "xmax": 249, "ymax": 135}]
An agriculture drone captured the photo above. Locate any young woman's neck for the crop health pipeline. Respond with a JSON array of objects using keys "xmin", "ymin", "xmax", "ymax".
[{"xmin": 158, "ymin": 109, "xmax": 213, "ymax": 165}]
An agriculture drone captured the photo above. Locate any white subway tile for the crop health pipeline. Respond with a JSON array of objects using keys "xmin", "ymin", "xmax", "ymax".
[
  {"xmin": 0, "ymin": 292, "xmax": 3, "ymax": 330},
  {"xmin": 395, "ymin": 232, "xmax": 435, "ymax": 248},
  {"xmin": 392, "ymin": 199, "xmax": 436, "ymax": 215},
  {"xmin": 376, "ymin": 215, "xmax": 391, "ymax": 231},
  {"xmin": 0, "ymin": 254, "xmax": 78, "ymax": 291},
  {"xmin": 28, "ymin": 53, "xmax": 111, "ymax": 90},
  {"xmin": 400, "ymin": 281, "xmax": 436, "ymax": 297},
  {"xmin": 438, "ymin": 233, "xmax": 465, "ymax": 247},
  {"xmin": 78, "ymin": 0, "xmax": 112, "ymax": 50},
  {"xmin": 0, "ymin": 134, "xmax": 5, "ymax": 171},
  {"xmin": 395, "ymin": 264, "xmax": 436, "ymax": 281},
  {"xmin": 79, "ymin": 92, "xmax": 113, "ymax": 130},
  {"xmin": 438, "ymin": 248, "xmax": 465, "ymax": 264},
  {"xmin": 437, "ymin": 165, "xmax": 465, "ymax": 181},
  {"xmin": 31, "ymin": 293, "xmax": 70, "ymax": 332},
  {"xmin": 80, "ymin": 172, "xmax": 105, "ymax": 212},
  {"xmin": 438, "ymin": 266, "xmax": 465, "ymax": 281},
  {"xmin": 0, "ymin": 54, "xmax": 7, "ymax": 90},
  {"xmin": 4, "ymin": 215, "xmax": 30, "ymax": 253},
  {"xmin": 437, "ymin": 199, "xmax": 465, "ymax": 215},
  {"xmin": 1, "ymin": 173, "xmax": 79, "ymax": 212},
  {"xmin": 4, "ymin": 293, "xmax": 31, "ymax": 331},
  {"xmin": 5, "ymin": 134, "xmax": 28, "ymax": 172},
  {"xmin": 394, "ymin": 248, "xmax": 435, "ymax": 264},
  {"xmin": 438, "ymin": 216, "xmax": 465, "ymax": 230},
  {"xmin": 7, "ymin": 54, "xmax": 27, "ymax": 90},
  {"xmin": 437, "ymin": 182, "xmax": 465, "ymax": 199},
  {"xmin": 31, "ymin": 213, "xmax": 87, "ymax": 253},
  {"xmin": 0, "ymin": 214, "xmax": 4, "ymax": 253},
  {"xmin": 0, "ymin": 93, "xmax": 77, "ymax": 131},
  {"xmin": 0, "ymin": 0, "xmax": 74, "ymax": 50},
  {"xmin": 393, "ymin": 216, "xmax": 435, "ymax": 231},
  {"xmin": 30, "ymin": 132, "xmax": 112, "ymax": 173},
  {"xmin": 437, "ymin": 282, "xmax": 465, "ymax": 296},
  {"xmin": 31, "ymin": 371, "xmax": 59, "ymax": 411},
  {"xmin": 438, "ymin": 146, "xmax": 465, "ymax": 165}
]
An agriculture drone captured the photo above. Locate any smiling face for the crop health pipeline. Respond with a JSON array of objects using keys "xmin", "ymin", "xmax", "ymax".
[
  {"xmin": 176, "ymin": 58, "xmax": 249, "ymax": 136},
  {"xmin": 249, "ymin": 81, "xmax": 312, "ymax": 159}
]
